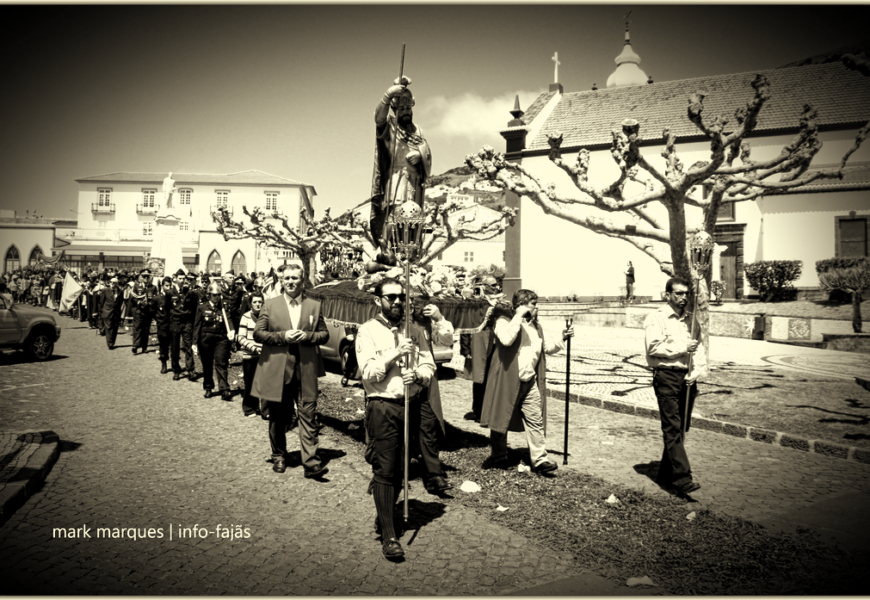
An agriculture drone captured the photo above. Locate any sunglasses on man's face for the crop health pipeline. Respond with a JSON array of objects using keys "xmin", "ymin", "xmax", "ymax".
[{"xmin": 381, "ymin": 293, "xmax": 406, "ymax": 304}]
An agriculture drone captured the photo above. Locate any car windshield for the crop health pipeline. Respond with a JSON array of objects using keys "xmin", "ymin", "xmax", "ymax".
[{"xmin": 0, "ymin": 293, "xmax": 12, "ymax": 308}]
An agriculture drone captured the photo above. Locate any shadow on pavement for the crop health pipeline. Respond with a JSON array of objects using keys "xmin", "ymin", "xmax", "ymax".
[
  {"xmin": 59, "ymin": 440, "xmax": 83, "ymax": 453},
  {"xmin": 0, "ymin": 353, "xmax": 68, "ymax": 366}
]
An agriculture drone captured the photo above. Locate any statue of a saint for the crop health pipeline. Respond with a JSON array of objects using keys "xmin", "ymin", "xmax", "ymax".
[
  {"xmin": 163, "ymin": 172, "xmax": 176, "ymax": 209},
  {"xmin": 369, "ymin": 76, "xmax": 432, "ymax": 264}
]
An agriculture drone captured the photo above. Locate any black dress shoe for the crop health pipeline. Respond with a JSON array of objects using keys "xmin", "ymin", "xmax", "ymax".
[
  {"xmin": 677, "ymin": 481, "xmax": 701, "ymax": 495},
  {"xmin": 132, "ymin": 348, "xmax": 137, "ymax": 355},
  {"xmin": 303, "ymin": 464, "xmax": 329, "ymax": 479},
  {"xmin": 382, "ymin": 537, "xmax": 404, "ymax": 560},
  {"xmin": 203, "ymin": 389, "xmax": 213, "ymax": 399},
  {"xmin": 160, "ymin": 363, "xmax": 168, "ymax": 374},
  {"xmin": 481, "ymin": 455, "xmax": 509, "ymax": 470},
  {"xmin": 221, "ymin": 391, "xmax": 232, "ymax": 401},
  {"xmin": 534, "ymin": 461, "xmax": 558, "ymax": 476},
  {"xmin": 173, "ymin": 373, "xmax": 181, "ymax": 381},
  {"xmin": 425, "ymin": 475, "xmax": 453, "ymax": 494},
  {"xmin": 272, "ymin": 458, "xmax": 287, "ymax": 473}
]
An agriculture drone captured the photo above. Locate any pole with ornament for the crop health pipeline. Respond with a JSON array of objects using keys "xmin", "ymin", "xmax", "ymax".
[
  {"xmin": 389, "ymin": 200, "xmax": 425, "ymax": 522},
  {"xmin": 684, "ymin": 231, "xmax": 714, "ymax": 442}
]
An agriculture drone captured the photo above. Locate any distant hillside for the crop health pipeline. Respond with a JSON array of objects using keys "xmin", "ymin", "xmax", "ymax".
[
  {"xmin": 779, "ymin": 40, "xmax": 870, "ymax": 68},
  {"xmin": 425, "ymin": 165, "xmax": 506, "ymax": 208}
]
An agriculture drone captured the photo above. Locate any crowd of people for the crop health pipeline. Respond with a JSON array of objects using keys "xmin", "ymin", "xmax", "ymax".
[
  {"xmin": 3, "ymin": 260, "xmax": 703, "ymax": 562},
  {"xmin": 1, "ymin": 267, "xmax": 68, "ymax": 309}
]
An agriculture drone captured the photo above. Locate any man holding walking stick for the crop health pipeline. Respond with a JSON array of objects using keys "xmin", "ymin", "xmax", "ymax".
[
  {"xmin": 643, "ymin": 277, "xmax": 706, "ymax": 496},
  {"xmin": 356, "ymin": 278, "xmax": 436, "ymax": 560}
]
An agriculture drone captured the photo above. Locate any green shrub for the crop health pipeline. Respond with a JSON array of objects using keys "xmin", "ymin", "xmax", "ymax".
[{"xmin": 744, "ymin": 260, "xmax": 802, "ymax": 302}]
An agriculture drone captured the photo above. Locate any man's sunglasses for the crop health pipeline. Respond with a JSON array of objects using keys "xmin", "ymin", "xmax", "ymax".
[
  {"xmin": 381, "ymin": 293, "xmax": 406, "ymax": 303},
  {"xmin": 670, "ymin": 291, "xmax": 689, "ymax": 297}
]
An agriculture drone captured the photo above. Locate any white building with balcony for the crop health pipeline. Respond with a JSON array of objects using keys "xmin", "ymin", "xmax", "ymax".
[{"xmin": 59, "ymin": 170, "xmax": 316, "ymax": 275}]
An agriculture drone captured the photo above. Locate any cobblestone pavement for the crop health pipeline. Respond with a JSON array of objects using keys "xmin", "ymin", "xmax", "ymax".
[
  {"xmin": 0, "ymin": 315, "xmax": 617, "ymax": 596},
  {"xmin": 536, "ymin": 325, "xmax": 870, "ymax": 411}
]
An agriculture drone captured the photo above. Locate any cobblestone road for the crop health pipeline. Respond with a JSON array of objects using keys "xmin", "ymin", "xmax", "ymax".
[
  {"xmin": 0, "ymin": 316, "xmax": 590, "ymax": 595},
  {"xmin": 3, "ymin": 315, "xmax": 869, "ymax": 594}
]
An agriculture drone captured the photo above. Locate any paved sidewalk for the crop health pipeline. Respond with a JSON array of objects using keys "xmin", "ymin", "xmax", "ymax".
[
  {"xmin": 533, "ymin": 324, "xmax": 870, "ymax": 462},
  {"xmin": 0, "ymin": 430, "xmax": 59, "ymax": 527}
]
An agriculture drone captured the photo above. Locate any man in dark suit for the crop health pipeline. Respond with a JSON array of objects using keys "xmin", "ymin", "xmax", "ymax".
[
  {"xmin": 152, "ymin": 277, "xmax": 176, "ymax": 374},
  {"xmin": 95, "ymin": 276, "xmax": 124, "ymax": 349},
  {"xmin": 253, "ymin": 263, "xmax": 329, "ymax": 479}
]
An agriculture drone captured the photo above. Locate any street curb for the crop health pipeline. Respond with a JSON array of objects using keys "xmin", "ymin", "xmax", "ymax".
[
  {"xmin": 0, "ymin": 430, "xmax": 60, "ymax": 528},
  {"xmin": 547, "ymin": 389, "xmax": 870, "ymax": 465}
]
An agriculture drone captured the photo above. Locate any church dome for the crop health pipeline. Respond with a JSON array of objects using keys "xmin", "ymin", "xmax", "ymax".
[{"xmin": 606, "ymin": 26, "xmax": 648, "ymax": 88}]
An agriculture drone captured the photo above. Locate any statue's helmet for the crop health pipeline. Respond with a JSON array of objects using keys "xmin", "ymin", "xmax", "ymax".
[{"xmin": 391, "ymin": 88, "xmax": 415, "ymax": 110}]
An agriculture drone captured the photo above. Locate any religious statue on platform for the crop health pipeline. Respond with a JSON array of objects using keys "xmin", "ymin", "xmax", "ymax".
[
  {"xmin": 162, "ymin": 172, "xmax": 177, "ymax": 210},
  {"xmin": 369, "ymin": 75, "xmax": 432, "ymax": 266}
]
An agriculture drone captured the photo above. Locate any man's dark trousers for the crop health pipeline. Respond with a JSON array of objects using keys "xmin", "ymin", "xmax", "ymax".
[
  {"xmin": 409, "ymin": 394, "xmax": 445, "ymax": 479},
  {"xmin": 171, "ymin": 324, "xmax": 194, "ymax": 374},
  {"xmin": 199, "ymin": 333, "xmax": 230, "ymax": 392},
  {"xmin": 105, "ymin": 320, "xmax": 120, "ymax": 349},
  {"xmin": 652, "ymin": 368, "xmax": 697, "ymax": 488},
  {"xmin": 157, "ymin": 333, "xmax": 171, "ymax": 364},
  {"xmin": 241, "ymin": 358, "xmax": 259, "ymax": 416},
  {"xmin": 265, "ymin": 380, "xmax": 302, "ymax": 462},
  {"xmin": 132, "ymin": 307, "xmax": 153, "ymax": 352}
]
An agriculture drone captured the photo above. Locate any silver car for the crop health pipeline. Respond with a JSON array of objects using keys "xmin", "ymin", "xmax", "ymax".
[{"xmin": 0, "ymin": 293, "xmax": 61, "ymax": 361}]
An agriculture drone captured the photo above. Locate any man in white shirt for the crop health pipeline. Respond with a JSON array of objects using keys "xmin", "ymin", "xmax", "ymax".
[
  {"xmin": 643, "ymin": 276, "xmax": 706, "ymax": 496},
  {"xmin": 480, "ymin": 289, "xmax": 574, "ymax": 475},
  {"xmin": 356, "ymin": 278, "xmax": 436, "ymax": 560}
]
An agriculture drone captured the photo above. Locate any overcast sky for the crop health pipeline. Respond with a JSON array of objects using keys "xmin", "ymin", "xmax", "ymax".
[{"xmin": 1, "ymin": 3, "xmax": 868, "ymax": 222}]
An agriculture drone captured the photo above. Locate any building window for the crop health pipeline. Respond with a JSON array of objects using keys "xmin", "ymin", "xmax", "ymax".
[
  {"xmin": 837, "ymin": 217, "xmax": 868, "ymax": 258},
  {"xmin": 142, "ymin": 189, "xmax": 156, "ymax": 208},
  {"xmin": 231, "ymin": 251, "xmax": 246, "ymax": 274},
  {"xmin": 464, "ymin": 251, "xmax": 474, "ymax": 263},
  {"xmin": 216, "ymin": 190, "xmax": 229, "ymax": 208},
  {"xmin": 207, "ymin": 250, "xmax": 222, "ymax": 273},
  {"xmin": 180, "ymin": 221, "xmax": 190, "ymax": 231},
  {"xmin": 98, "ymin": 188, "xmax": 112, "ymax": 206},
  {"xmin": 178, "ymin": 189, "xmax": 192, "ymax": 205},
  {"xmin": 265, "ymin": 192, "xmax": 278, "ymax": 211},
  {"xmin": 4, "ymin": 245, "xmax": 21, "ymax": 272},
  {"xmin": 143, "ymin": 222, "xmax": 153, "ymax": 237},
  {"xmin": 30, "ymin": 246, "xmax": 43, "ymax": 266}
]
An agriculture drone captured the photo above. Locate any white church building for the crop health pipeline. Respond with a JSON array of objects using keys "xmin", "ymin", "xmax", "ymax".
[{"xmin": 498, "ymin": 27, "xmax": 870, "ymax": 301}]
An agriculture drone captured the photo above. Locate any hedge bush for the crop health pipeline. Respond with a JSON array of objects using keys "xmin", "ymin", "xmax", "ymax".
[{"xmin": 744, "ymin": 260, "xmax": 802, "ymax": 302}]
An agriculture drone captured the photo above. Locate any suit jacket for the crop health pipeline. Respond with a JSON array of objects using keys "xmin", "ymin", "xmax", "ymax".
[
  {"xmin": 252, "ymin": 294, "xmax": 328, "ymax": 403},
  {"xmin": 96, "ymin": 287, "xmax": 124, "ymax": 324}
]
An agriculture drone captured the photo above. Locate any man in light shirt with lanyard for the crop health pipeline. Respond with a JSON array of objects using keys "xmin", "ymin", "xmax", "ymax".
[
  {"xmin": 643, "ymin": 276, "xmax": 706, "ymax": 496},
  {"xmin": 356, "ymin": 278, "xmax": 437, "ymax": 560}
]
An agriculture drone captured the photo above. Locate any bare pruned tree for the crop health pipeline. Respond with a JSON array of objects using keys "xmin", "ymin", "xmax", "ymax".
[
  {"xmin": 466, "ymin": 73, "xmax": 869, "ymax": 369},
  {"xmin": 212, "ymin": 192, "xmax": 516, "ymax": 285}
]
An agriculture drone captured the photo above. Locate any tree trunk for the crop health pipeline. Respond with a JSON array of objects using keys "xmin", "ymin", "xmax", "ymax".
[{"xmin": 853, "ymin": 291, "xmax": 863, "ymax": 334}]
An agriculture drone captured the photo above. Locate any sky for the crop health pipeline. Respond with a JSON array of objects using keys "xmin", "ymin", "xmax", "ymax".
[{"xmin": 1, "ymin": 3, "xmax": 869, "ymax": 223}]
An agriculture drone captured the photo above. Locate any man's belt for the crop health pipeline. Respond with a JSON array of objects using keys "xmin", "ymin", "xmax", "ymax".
[
  {"xmin": 654, "ymin": 366, "xmax": 688, "ymax": 373},
  {"xmin": 368, "ymin": 392, "xmax": 423, "ymax": 406}
]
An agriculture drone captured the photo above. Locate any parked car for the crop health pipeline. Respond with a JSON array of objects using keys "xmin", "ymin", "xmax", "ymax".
[{"xmin": 0, "ymin": 293, "xmax": 61, "ymax": 361}]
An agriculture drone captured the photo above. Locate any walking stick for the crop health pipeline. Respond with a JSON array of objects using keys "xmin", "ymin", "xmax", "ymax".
[{"xmin": 563, "ymin": 317, "xmax": 572, "ymax": 465}]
